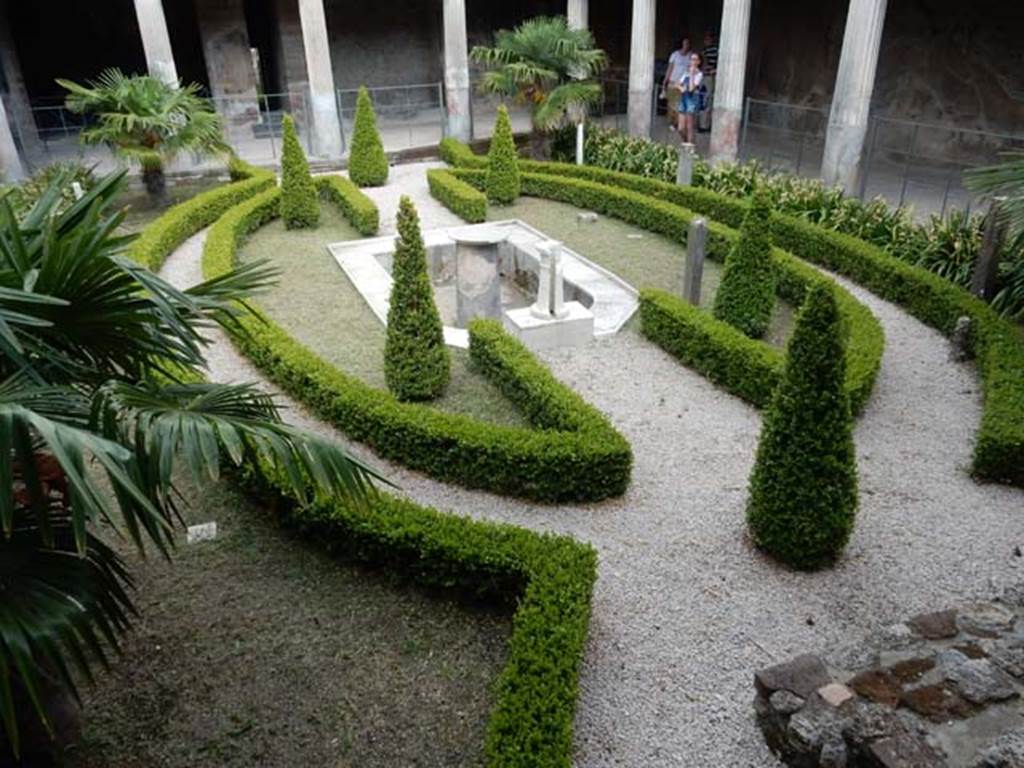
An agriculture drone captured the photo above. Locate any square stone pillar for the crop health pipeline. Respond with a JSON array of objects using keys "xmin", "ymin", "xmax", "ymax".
[
  {"xmin": 820, "ymin": 0, "xmax": 889, "ymax": 194},
  {"xmin": 626, "ymin": 0, "xmax": 656, "ymax": 138},
  {"xmin": 194, "ymin": 0, "xmax": 260, "ymax": 124},
  {"xmin": 297, "ymin": 0, "xmax": 343, "ymax": 158},
  {"xmin": 709, "ymin": 0, "xmax": 751, "ymax": 165},
  {"xmin": 132, "ymin": 0, "xmax": 179, "ymax": 85},
  {"xmin": 442, "ymin": 0, "xmax": 471, "ymax": 142},
  {"xmin": 0, "ymin": 1, "xmax": 42, "ymax": 164}
]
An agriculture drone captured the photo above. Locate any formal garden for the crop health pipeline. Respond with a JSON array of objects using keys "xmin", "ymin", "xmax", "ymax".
[{"xmin": 2, "ymin": 15, "xmax": 1023, "ymax": 768}]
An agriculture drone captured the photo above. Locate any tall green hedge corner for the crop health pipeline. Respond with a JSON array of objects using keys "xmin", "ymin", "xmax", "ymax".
[
  {"xmin": 280, "ymin": 113, "xmax": 320, "ymax": 230},
  {"xmin": 712, "ymin": 186, "xmax": 776, "ymax": 338},
  {"xmin": 486, "ymin": 105, "xmax": 520, "ymax": 204},
  {"xmin": 747, "ymin": 283, "xmax": 858, "ymax": 570},
  {"xmin": 348, "ymin": 86, "xmax": 389, "ymax": 187},
  {"xmin": 385, "ymin": 196, "xmax": 451, "ymax": 400}
]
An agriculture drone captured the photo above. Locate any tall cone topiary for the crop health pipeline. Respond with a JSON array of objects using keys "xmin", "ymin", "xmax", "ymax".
[
  {"xmin": 746, "ymin": 282, "xmax": 858, "ymax": 570},
  {"xmin": 486, "ymin": 104, "xmax": 520, "ymax": 204},
  {"xmin": 384, "ymin": 196, "xmax": 450, "ymax": 401},
  {"xmin": 712, "ymin": 186, "xmax": 776, "ymax": 338},
  {"xmin": 280, "ymin": 113, "xmax": 319, "ymax": 229},
  {"xmin": 348, "ymin": 86, "xmax": 388, "ymax": 187}
]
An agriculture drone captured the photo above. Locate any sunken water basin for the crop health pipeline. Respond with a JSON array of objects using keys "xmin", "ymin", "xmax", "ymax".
[{"xmin": 327, "ymin": 220, "xmax": 638, "ymax": 350}]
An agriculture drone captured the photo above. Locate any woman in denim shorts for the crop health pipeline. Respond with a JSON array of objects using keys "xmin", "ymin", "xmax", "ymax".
[{"xmin": 677, "ymin": 52, "xmax": 704, "ymax": 144}]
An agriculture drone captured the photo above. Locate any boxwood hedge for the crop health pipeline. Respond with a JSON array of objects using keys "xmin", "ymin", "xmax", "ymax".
[
  {"xmin": 441, "ymin": 140, "xmax": 1024, "ymax": 486},
  {"xmin": 450, "ymin": 166, "xmax": 883, "ymax": 415},
  {"xmin": 315, "ymin": 174, "xmax": 379, "ymax": 236},
  {"xmin": 202, "ymin": 187, "xmax": 632, "ymax": 502},
  {"xmin": 128, "ymin": 159, "xmax": 275, "ymax": 270},
  {"xmin": 427, "ymin": 167, "xmax": 487, "ymax": 223}
]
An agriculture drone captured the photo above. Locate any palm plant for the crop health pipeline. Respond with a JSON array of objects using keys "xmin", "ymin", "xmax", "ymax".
[
  {"xmin": 0, "ymin": 171, "xmax": 380, "ymax": 760},
  {"xmin": 58, "ymin": 69, "xmax": 228, "ymax": 198},
  {"xmin": 471, "ymin": 16, "xmax": 606, "ymax": 159},
  {"xmin": 965, "ymin": 152, "xmax": 1024, "ymax": 320}
]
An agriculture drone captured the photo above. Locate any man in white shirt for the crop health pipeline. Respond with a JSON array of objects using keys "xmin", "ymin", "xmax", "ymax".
[{"xmin": 661, "ymin": 37, "xmax": 692, "ymax": 128}]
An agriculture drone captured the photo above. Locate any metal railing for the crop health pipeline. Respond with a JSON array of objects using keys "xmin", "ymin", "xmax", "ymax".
[
  {"xmin": 338, "ymin": 82, "xmax": 444, "ymax": 151},
  {"xmin": 737, "ymin": 98, "xmax": 1024, "ymax": 218}
]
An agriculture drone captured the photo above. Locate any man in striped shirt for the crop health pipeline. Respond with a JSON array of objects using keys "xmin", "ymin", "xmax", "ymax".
[{"xmin": 699, "ymin": 30, "xmax": 718, "ymax": 132}]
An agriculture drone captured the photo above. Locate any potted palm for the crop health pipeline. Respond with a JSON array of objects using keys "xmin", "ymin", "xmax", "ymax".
[
  {"xmin": 471, "ymin": 16, "xmax": 606, "ymax": 160},
  {"xmin": 0, "ymin": 171, "xmax": 380, "ymax": 763},
  {"xmin": 58, "ymin": 69, "xmax": 228, "ymax": 199}
]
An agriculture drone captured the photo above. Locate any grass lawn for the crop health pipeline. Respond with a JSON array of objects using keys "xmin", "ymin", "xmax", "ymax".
[
  {"xmin": 236, "ymin": 202, "xmax": 527, "ymax": 427},
  {"xmin": 490, "ymin": 196, "xmax": 796, "ymax": 347},
  {"xmin": 68, "ymin": 477, "xmax": 509, "ymax": 768}
]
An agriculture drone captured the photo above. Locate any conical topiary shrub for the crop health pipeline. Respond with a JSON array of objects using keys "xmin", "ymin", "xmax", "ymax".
[
  {"xmin": 746, "ymin": 282, "xmax": 858, "ymax": 570},
  {"xmin": 712, "ymin": 187, "xmax": 776, "ymax": 338},
  {"xmin": 384, "ymin": 196, "xmax": 450, "ymax": 401},
  {"xmin": 280, "ymin": 113, "xmax": 319, "ymax": 229},
  {"xmin": 486, "ymin": 105, "xmax": 520, "ymax": 204},
  {"xmin": 348, "ymin": 86, "xmax": 388, "ymax": 187}
]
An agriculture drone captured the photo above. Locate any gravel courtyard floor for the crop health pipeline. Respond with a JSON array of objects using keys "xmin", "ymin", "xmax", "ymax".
[{"xmin": 160, "ymin": 162, "xmax": 1024, "ymax": 767}]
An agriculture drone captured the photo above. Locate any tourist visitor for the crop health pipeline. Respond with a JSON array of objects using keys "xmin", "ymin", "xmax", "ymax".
[
  {"xmin": 677, "ymin": 51, "xmax": 703, "ymax": 144},
  {"xmin": 699, "ymin": 30, "xmax": 718, "ymax": 132},
  {"xmin": 661, "ymin": 37, "xmax": 692, "ymax": 128}
]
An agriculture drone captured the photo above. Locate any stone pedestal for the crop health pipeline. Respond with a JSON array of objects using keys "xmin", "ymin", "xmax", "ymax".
[
  {"xmin": 454, "ymin": 229, "xmax": 505, "ymax": 326},
  {"xmin": 820, "ymin": 0, "xmax": 888, "ymax": 194},
  {"xmin": 709, "ymin": 0, "xmax": 752, "ymax": 165},
  {"xmin": 682, "ymin": 218, "xmax": 706, "ymax": 306},
  {"xmin": 626, "ymin": 0, "xmax": 655, "ymax": 138},
  {"xmin": 677, "ymin": 143, "xmax": 696, "ymax": 186},
  {"xmin": 132, "ymin": 0, "xmax": 178, "ymax": 85},
  {"xmin": 504, "ymin": 302, "xmax": 594, "ymax": 351},
  {"xmin": 532, "ymin": 240, "xmax": 569, "ymax": 320}
]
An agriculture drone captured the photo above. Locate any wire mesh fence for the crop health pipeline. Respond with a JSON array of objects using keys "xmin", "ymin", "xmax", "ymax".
[{"xmin": 337, "ymin": 83, "xmax": 445, "ymax": 152}]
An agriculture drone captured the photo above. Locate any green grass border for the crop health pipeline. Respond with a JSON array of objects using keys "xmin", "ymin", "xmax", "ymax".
[
  {"xmin": 202, "ymin": 186, "xmax": 632, "ymax": 502},
  {"xmin": 447, "ymin": 165, "xmax": 883, "ymax": 415},
  {"xmin": 441, "ymin": 139, "xmax": 1024, "ymax": 486}
]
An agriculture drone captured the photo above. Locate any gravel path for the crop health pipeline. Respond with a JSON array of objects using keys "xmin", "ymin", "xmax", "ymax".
[{"xmin": 162, "ymin": 165, "xmax": 1024, "ymax": 767}]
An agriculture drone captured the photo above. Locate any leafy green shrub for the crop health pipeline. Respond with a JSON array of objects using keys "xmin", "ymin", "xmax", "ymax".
[
  {"xmin": 486, "ymin": 105, "xmax": 520, "ymax": 204},
  {"xmin": 712, "ymin": 188, "xmax": 777, "ymax": 338},
  {"xmin": 348, "ymin": 86, "xmax": 389, "ymax": 187},
  {"xmin": 247, "ymin": 460, "xmax": 596, "ymax": 768},
  {"xmin": 202, "ymin": 187, "xmax": 633, "ymax": 502},
  {"xmin": 552, "ymin": 124, "xmax": 678, "ymax": 182},
  {"xmin": 451, "ymin": 165, "xmax": 883, "ymax": 414},
  {"xmin": 640, "ymin": 288, "xmax": 782, "ymax": 406},
  {"xmin": 747, "ymin": 283, "xmax": 858, "ymax": 570},
  {"xmin": 385, "ymin": 196, "xmax": 450, "ymax": 400},
  {"xmin": 315, "ymin": 174, "xmax": 379, "ymax": 235},
  {"xmin": 3, "ymin": 161, "xmax": 97, "ymax": 217},
  {"xmin": 280, "ymin": 113, "xmax": 319, "ymax": 229},
  {"xmin": 128, "ymin": 160, "xmax": 274, "ymax": 270},
  {"xmin": 427, "ymin": 168, "xmax": 486, "ymax": 223}
]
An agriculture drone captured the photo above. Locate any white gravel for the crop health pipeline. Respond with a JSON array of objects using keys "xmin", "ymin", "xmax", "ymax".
[{"xmin": 161, "ymin": 164, "xmax": 1024, "ymax": 767}]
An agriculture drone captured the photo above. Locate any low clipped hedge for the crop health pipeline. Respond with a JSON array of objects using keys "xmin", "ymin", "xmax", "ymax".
[
  {"xmin": 451, "ymin": 166, "xmax": 883, "ymax": 415},
  {"xmin": 442, "ymin": 140, "xmax": 1024, "ymax": 485},
  {"xmin": 247, "ymin": 460, "xmax": 596, "ymax": 768},
  {"xmin": 128, "ymin": 160, "xmax": 275, "ymax": 270},
  {"xmin": 427, "ymin": 168, "xmax": 486, "ymax": 223},
  {"xmin": 315, "ymin": 174, "xmax": 379, "ymax": 235},
  {"xmin": 203, "ymin": 188, "xmax": 632, "ymax": 502}
]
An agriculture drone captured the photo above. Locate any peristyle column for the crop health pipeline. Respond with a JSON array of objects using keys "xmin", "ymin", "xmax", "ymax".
[
  {"xmin": 442, "ymin": 0, "xmax": 471, "ymax": 142},
  {"xmin": 567, "ymin": 0, "xmax": 589, "ymax": 30},
  {"xmin": 0, "ymin": 0, "xmax": 42, "ymax": 162},
  {"xmin": 132, "ymin": 0, "xmax": 179, "ymax": 85},
  {"xmin": 626, "ymin": 0, "xmax": 655, "ymax": 137},
  {"xmin": 0, "ymin": 94, "xmax": 25, "ymax": 182},
  {"xmin": 297, "ymin": 0, "xmax": 343, "ymax": 158},
  {"xmin": 709, "ymin": 0, "xmax": 751, "ymax": 164},
  {"xmin": 820, "ymin": 0, "xmax": 888, "ymax": 194}
]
